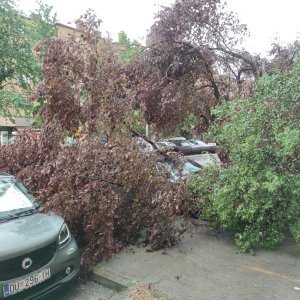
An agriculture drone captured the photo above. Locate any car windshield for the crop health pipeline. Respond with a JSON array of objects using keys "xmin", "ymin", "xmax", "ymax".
[
  {"xmin": 156, "ymin": 142, "xmax": 167, "ymax": 147},
  {"xmin": 0, "ymin": 179, "xmax": 35, "ymax": 220},
  {"xmin": 166, "ymin": 142, "xmax": 176, "ymax": 147},
  {"xmin": 157, "ymin": 159, "xmax": 201, "ymax": 182},
  {"xmin": 189, "ymin": 140, "xmax": 207, "ymax": 146},
  {"xmin": 183, "ymin": 162, "xmax": 201, "ymax": 174},
  {"xmin": 180, "ymin": 142, "xmax": 193, "ymax": 147}
]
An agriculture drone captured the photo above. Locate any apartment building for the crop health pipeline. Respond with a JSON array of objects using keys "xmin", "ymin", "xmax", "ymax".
[{"xmin": 0, "ymin": 22, "xmax": 81, "ymax": 146}]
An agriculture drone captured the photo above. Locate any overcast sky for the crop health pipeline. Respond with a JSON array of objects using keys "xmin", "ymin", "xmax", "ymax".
[{"xmin": 16, "ymin": 0, "xmax": 300, "ymax": 55}]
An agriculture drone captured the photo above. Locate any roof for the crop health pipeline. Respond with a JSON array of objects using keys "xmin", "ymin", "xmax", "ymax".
[
  {"xmin": 55, "ymin": 22, "xmax": 77, "ymax": 31},
  {"xmin": 0, "ymin": 116, "xmax": 34, "ymax": 128},
  {"xmin": 167, "ymin": 137, "xmax": 187, "ymax": 141},
  {"xmin": 186, "ymin": 154, "xmax": 221, "ymax": 167}
]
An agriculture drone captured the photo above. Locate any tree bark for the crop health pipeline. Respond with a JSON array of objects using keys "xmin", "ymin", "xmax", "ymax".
[{"xmin": 172, "ymin": 145, "xmax": 217, "ymax": 155}]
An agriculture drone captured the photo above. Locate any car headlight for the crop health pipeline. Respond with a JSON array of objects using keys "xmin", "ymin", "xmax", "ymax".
[{"xmin": 58, "ymin": 223, "xmax": 71, "ymax": 248}]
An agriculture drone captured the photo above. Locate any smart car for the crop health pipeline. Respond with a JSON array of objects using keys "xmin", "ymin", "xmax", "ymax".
[{"xmin": 0, "ymin": 173, "xmax": 80, "ymax": 299}]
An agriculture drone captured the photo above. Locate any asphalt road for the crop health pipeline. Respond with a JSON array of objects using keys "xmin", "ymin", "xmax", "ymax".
[
  {"xmin": 45, "ymin": 281, "xmax": 117, "ymax": 300},
  {"xmin": 98, "ymin": 227, "xmax": 300, "ymax": 300},
  {"xmin": 45, "ymin": 227, "xmax": 300, "ymax": 300}
]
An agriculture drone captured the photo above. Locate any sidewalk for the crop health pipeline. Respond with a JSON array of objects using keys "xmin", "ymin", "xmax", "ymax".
[{"xmin": 92, "ymin": 226, "xmax": 300, "ymax": 299}]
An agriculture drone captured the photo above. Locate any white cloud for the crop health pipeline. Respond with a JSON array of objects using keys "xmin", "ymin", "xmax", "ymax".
[{"xmin": 225, "ymin": 0, "xmax": 300, "ymax": 54}]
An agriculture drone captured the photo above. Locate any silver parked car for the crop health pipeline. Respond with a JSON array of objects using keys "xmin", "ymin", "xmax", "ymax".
[
  {"xmin": 157, "ymin": 158, "xmax": 202, "ymax": 182},
  {"xmin": 0, "ymin": 173, "xmax": 80, "ymax": 299}
]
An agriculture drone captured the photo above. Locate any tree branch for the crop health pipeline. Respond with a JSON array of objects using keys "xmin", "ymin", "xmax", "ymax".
[
  {"xmin": 237, "ymin": 67, "xmax": 255, "ymax": 83},
  {"xmin": 76, "ymin": 175, "xmax": 123, "ymax": 187},
  {"xmin": 130, "ymin": 129, "xmax": 176, "ymax": 163},
  {"xmin": 211, "ymin": 46, "xmax": 257, "ymax": 75}
]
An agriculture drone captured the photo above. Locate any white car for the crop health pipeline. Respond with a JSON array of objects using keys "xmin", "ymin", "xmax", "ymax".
[
  {"xmin": 155, "ymin": 142, "xmax": 176, "ymax": 149},
  {"xmin": 188, "ymin": 140, "xmax": 208, "ymax": 147}
]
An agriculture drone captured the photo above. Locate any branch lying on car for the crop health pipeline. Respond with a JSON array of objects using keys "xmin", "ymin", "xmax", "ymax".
[
  {"xmin": 172, "ymin": 145, "xmax": 218, "ymax": 155},
  {"xmin": 76, "ymin": 174, "xmax": 123, "ymax": 187},
  {"xmin": 130, "ymin": 129, "xmax": 177, "ymax": 163}
]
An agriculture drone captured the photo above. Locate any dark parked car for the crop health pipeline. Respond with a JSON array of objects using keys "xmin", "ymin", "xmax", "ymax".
[{"xmin": 0, "ymin": 173, "xmax": 80, "ymax": 300}]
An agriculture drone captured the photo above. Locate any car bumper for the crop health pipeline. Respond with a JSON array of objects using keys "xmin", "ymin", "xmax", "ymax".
[{"xmin": 0, "ymin": 238, "xmax": 80, "ymax": 300}]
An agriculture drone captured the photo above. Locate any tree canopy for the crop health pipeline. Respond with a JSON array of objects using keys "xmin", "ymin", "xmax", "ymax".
[
  {"xmin": 117, "ymin": 31, "xmax": 141, "ymax": 63},
  {"xmin": 0, "ymin": 0, "xmax": 57, "ymax": 116},
  {"xmin": 126, "ymin": 0, "xmax": 264, "ymax": 133},
  {"xmin": 189, "ymin": 57, "xmax": 300, "ymax": 252}
]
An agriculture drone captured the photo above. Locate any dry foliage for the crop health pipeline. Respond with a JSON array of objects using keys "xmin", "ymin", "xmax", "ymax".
[
  {"xmin": 0, "ymin": 11, "xmax": 192, "ymax": 270},
  {"xmin": 128, "ymin": 0, "xmax": 263, "ymax": 132},
  {"xmin": 126, "ymin": 283, "xmax": 166, "ymax": 300},
  {"xmin": 0, "ymin": 129, "xmax": 191, "ymax": 269}
]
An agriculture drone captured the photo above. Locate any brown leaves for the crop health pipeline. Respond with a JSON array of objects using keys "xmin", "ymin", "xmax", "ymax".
[
  {"xmin": 33, "ymin": 12, "xmax": 130, "ymax": 134},
  {"xmin": 0, "ymin": 10, "xmax": 198, "ymax": 272},
  {"xmin": 0, "ymin": 130, "xmax": 192, "ymax": 271},
  {"xmin": 127, "ymin": 0, "xmax": 263, "ymax": 132}
]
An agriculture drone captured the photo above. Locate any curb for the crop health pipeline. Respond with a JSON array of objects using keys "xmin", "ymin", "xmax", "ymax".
[{"xmin": 90, "ymin": 266, "xmax": 133, "ymax": 292}]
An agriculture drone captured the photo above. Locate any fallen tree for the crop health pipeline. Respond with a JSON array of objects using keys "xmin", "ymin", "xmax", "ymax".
[
  {"xmin": 129, "ymin": 0, "xmax": 262, "ymax": 133},
  {"xmin": 0, "ymin": 12, "xmax": 192, "ymax": 270},
  {"xmin": 1, "ymin": 0, "xmax": 285, "ymax": 267},
  {"xmin": 172, "ymin": 145, "xmax": 218, "ymax": 155}
]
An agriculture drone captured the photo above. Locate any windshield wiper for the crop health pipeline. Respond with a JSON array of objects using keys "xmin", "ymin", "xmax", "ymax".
[
  {"xmin": 0, "ymin": 216, "xmax": 14, "ymax": 223},
  {"xmin": 13, "ymin": 208, "xmax": 36, "ymax": 217},
  {"xmin": 0, "ymin": 208, "xmax": 36, "ymax": 222}
]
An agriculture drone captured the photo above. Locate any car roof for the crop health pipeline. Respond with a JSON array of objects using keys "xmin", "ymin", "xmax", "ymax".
[{"xmin": 167, "ymin": 137, "xmax": 186, "ymax": 141}]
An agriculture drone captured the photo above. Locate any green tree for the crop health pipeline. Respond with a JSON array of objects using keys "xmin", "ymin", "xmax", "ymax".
[
  {"xmin": 189, "ymin": 58, "xmax": 300, "ymax": 252},
  {"xmin": 118, "ymin": 31, "xmax": 141, "ymax": 63},
  {"xmin": 0, "ymin": 0, "xmax": 56, "ymax": 116},
  {"xmin": 29, "ymin": 1, "xmax": 57, "ymax": 43},
  {"xmin": 0, "ymin": 0, "xmax": 32, "ymax": 115}
]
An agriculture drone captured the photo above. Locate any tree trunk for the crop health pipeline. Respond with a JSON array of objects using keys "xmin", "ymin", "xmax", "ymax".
[{"xmin": 172, "ymin": 145, "xmax": 217, "ymax": 155}]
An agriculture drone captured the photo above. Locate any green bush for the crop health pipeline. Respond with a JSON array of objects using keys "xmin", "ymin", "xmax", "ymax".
[{"xmin": 189, "ymin": 59, "xmax": 300, "ymax": 252}]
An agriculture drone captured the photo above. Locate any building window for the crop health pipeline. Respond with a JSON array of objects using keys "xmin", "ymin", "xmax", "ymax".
[{"xmin": 0, "ymin": 131, "xmax": 9, "ymax": 147}]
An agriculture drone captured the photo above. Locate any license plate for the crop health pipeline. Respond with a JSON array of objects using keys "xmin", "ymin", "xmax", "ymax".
[{"xmin": 3, "ymin": 268, "xmax": 51, "ymax": 297}]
